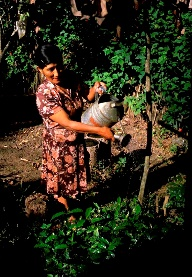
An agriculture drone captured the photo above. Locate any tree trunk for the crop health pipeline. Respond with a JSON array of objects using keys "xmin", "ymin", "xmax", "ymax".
[
  {"xmin": 184, "ymin": 39, "xmax": 192, "ymax": 256},
  {"xmin": 138, "ymin": 2, "xmax": 152, "ymax": 205}
]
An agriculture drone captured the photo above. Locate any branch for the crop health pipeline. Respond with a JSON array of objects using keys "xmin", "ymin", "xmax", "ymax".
[{"xmin": 0, "ymin": 27, "xmax": 18, "ymax": 64}]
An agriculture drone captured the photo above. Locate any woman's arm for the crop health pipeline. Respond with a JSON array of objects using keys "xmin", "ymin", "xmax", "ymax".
[{"xmin": 49, "ymin": 108, "xmax": 115, "ymax": 141}]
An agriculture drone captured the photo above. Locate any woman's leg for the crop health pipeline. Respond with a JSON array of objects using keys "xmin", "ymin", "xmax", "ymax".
[
  {"xmin": 54, "ymin": 195, "xmax": 76, "ymax": 222},
  {"xmin": 54, "ymin": 195, "xmax": 69, "ymax": 210}
]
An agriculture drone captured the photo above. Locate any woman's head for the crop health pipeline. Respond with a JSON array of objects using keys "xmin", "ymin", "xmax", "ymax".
[
  {"xmin": 34, "ymin": 44, "xmax": 63, "ymax": 68},
  {"xmin": 34, "ymin": 44, "xmax": 64, "ymax": 85}
]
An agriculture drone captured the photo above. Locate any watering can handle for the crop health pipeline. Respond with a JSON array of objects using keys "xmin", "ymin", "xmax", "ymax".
[
  {"xmin": 95, "ymin": 86, "xmax": 107, "ymax": 101},
  {"xmin": 110, "ymin": 102, "xmax": 123, "ymax": 107}
]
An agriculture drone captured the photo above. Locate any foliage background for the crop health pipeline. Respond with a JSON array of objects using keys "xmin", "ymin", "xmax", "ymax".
[{"xmin": 0, "ymin": 0, "xmax": 191, "ymax": 134}]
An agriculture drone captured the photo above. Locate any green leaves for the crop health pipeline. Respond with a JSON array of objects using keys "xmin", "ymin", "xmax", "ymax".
[
  {"xmin": 34, "ymin": 182, "xmax": 185, "ymax": 276},
  {"xmin": 51, "ymin": 211, "xmax": 66, "ymax": 221},
  {"xmin": 55, "ymin": 244, "xmax": 68, "ymax": 250},
  {"xmin": 34, "ymin": 196, "xmax": 145, "ymax": 275},
  {"xmin": 2, "ymin": 0, "xmax": 190, "ymax": 132}
]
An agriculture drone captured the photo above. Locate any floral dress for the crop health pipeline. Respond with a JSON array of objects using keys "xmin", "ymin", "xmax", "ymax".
[{"xmin": 36, "ymin": 76, "xmax": 88, "ymax": 199}]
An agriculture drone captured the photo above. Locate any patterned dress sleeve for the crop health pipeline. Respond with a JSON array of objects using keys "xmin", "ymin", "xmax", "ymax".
[{"xmin": 36, "ymin": 80, "xmax": 63, "ymax": 118}]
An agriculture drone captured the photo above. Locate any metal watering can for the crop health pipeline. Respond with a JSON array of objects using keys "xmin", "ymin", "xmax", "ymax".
[{"xmin": 81, "ymin": 92, "xmax": 124, "ymax": 128}]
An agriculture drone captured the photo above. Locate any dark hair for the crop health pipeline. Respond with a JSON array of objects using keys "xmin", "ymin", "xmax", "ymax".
[{"xmin": 34, "ymin": 44, "xmax": 63, "ymax": 68}]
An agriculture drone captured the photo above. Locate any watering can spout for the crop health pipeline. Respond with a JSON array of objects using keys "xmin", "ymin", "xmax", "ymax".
[{"xmin": 114, "ymin": 134, "xmax": 132, "ymax": 147}]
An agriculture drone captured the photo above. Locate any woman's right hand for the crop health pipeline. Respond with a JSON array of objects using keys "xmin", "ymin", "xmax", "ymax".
[{"xmin": 98, "ymin": 126, "xmax": 115, "ymax": 141}]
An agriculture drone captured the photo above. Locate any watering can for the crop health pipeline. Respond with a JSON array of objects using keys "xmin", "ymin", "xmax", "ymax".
[{"xmin": 81, "ymin": 92, "xmax": 124, "ymax": 128}]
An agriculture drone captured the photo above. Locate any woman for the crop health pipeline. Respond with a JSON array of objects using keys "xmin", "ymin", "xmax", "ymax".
[{"xmin": 34, "ymin": 44, "xmax": 114, "ymax": 217}]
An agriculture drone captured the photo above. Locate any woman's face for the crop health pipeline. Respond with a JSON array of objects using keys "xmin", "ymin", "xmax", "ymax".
[{"xmin": 38, "ymin": 63, "xmax": 63, "ymax": 85}]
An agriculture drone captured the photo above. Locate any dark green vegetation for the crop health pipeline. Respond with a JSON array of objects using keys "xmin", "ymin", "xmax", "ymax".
[
  {"xmin": 0, "ymin": 0, "xmax": 191, "ymax": 276},
  {"xmin": 0, "ymin": 165, "xmax": 187, "ymax": 276},
  {"xmin": 1, "ymin": 0, "xmax": 191, "ymax": 134}
]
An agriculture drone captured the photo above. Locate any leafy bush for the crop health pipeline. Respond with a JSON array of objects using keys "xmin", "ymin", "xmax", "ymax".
[
  {"xmin": 1, "ymin": 0, "xmax": 191, "ymax": 130},
  {"xmin": 34, "ymin": 190, "xmax": 184, "ymax": 276}
]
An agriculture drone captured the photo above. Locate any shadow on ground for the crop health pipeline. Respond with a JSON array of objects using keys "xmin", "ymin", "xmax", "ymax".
[
  {"xmin": 0, "ymin": 180, "xmax": 45, "ymax": 276},
  {"xmin": 85, "ymin": 150, "xmax": 187, "ymax": 207},
  {"xmin": 0, "ymin": 95, "xmax": 42, "ymax": 136}
]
